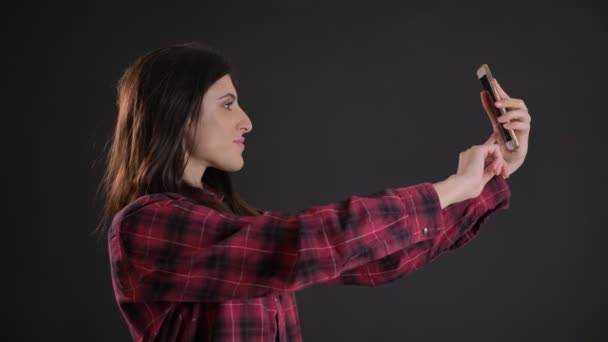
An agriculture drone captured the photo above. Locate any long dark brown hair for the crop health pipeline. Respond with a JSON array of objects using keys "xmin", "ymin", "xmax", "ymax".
[{"xmin": 94, "ymin": 42, "xmax": 261, "ymax": 237}]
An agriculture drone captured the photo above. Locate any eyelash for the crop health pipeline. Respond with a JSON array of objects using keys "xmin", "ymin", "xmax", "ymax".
[{"xmin": 224, "ymin": 102, "xmax": 234, "ymax": 110}]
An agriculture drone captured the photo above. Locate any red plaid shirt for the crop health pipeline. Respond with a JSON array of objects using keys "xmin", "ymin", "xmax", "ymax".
[{"xmin": 108, "ymin": 176, "xmax": 510, "ymax": 341}]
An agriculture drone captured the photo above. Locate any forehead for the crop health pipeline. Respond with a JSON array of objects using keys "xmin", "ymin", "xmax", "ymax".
[{"xmin": 207, "ymin": 74, "xmax": 236, "ymax": 96}]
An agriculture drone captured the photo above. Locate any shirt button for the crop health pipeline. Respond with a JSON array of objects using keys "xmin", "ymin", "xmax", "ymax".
[{"xmin": 423, "ymin": 227, "xmax": 430, "ymax": 235}]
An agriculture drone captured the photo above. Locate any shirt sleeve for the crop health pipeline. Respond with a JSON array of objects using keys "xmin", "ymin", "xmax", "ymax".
[
  {"xmin": 321, "ymin": 175, "xmax": 511, "ymax": 286},
  {"xmin": 109, "ymin": 181, "xmax": 472, "ymax": 303}
]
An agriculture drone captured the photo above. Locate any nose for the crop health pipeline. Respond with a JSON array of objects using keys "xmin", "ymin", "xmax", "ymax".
[{"xmin": 240, "ymin": 110, "xmax": 253, "ymax": 134}]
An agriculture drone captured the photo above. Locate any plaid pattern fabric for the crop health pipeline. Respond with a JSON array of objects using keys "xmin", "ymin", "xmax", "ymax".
[{"xmin": 108, "ymin": 176, "xmax": 510, "ymax": 341}]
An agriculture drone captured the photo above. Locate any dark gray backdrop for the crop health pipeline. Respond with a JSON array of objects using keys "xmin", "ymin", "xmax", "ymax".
[{"xmin": 5, "ymin": 1, "xmax": 603, "ymax": 341}]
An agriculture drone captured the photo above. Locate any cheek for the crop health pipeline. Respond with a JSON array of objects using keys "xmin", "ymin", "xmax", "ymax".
[
  {"xmin": 194, "ymin": 129, "xmax": 228, "ymax": 157},
  {"xmin": 189, "ymin": 115, "xmax": 234, "ymax": 159}
]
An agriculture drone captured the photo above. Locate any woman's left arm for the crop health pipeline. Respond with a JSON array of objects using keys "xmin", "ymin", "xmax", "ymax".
[{"xmin": 322, "ymin": 175, "xmax": 510, "ymax": 287}]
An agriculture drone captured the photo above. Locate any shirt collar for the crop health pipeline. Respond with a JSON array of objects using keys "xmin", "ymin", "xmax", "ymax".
[
  {"xmin": 170, "ymin": 184, "xmax": 225, "ymax": 203},
  {"xmin": 200, "ymin": 186, "xmax": 225, "ymax": 202}
]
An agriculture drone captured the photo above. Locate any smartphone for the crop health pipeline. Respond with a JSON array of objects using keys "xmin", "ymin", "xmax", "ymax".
[{"xmin": 476, "ymin": 64, "xmax": 519, "ymax": 151}]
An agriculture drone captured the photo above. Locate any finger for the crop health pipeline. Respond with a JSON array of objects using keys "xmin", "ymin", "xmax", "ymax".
[
  {"xmin": 479, "ymin": 144, "xmax": 500, "ymax": 164},
  {"xmin": 496, "ymin": 109, "xmax": 532, "ymax": 123},
  {"xmin": 487, "ymin": 144, "xmax": 504, "ymax": 166},
  {"xmin": 478, "ymin": 144, "xmax": 503, "ymax": 182},
  {"xmin": 493, "ymin": 151, "xmax": 508, "ymax": 178},
  {"xmin": 493, "ymin": 79, "xmax": 510, "ymax": 99},
  {"xmin": 483, "ymin": 159, "xmax": 499, "ymax": 183},
  {"xmin": 475, "ymin": 143, "xmax": 503, "ymax": 160},
  {"xmin": 501, "ymin": 121, "xmax": 530, "ymax": 130},
  {"xmin": 493, "ymin": 158, "xmax": 502, "ymax": 176},
  {"xmin": 501, "ymin": 162, "xmax": 510, "ymax": 179},
  {"xmin": 496, "ymin": 98, "xmax": 528, "ymax": 111},
  {"xmin": 484, "ymin": 132, "xmax": 498, "ymax": 145}
]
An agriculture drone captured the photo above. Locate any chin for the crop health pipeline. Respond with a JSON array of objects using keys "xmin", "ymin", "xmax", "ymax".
[
  {"xmin": 227, "ymin": 165, "xmax": 244, "ymax": 172},
  {"xmin": 222, "ymin": 160, "xmax": 245, "ymax": 172}
]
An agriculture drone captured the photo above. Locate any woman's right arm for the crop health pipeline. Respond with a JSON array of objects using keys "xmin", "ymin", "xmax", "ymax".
[{"xmin": 109, "ymin": 181, "xmax": 447, "ymax": 303}]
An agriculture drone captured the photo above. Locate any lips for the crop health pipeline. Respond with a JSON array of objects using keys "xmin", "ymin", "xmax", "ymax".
[{"xmin": 234, "ymin": 139, "xmax": 245, "ymax": 149}]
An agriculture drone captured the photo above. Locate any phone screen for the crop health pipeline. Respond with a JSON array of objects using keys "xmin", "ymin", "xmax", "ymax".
[{"xmin": 479, "ymin": 74, "xmax": 513, "ymax": 144}]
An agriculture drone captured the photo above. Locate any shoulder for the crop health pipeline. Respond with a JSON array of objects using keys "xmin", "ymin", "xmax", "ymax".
[
  {"xmin": 108, "ymin": 192, "xmax": 198, "ymax": 233},
  {"xmin": 119, "ymin": 192, "xmax": 177, "ymax": 214}
]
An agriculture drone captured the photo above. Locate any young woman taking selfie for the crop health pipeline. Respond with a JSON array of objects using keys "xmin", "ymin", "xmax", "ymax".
[{"xmin": 98, "ymin": 42, "xmax": 531, "ymax": 341}]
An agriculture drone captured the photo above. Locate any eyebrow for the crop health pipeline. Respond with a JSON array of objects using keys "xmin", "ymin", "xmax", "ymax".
[{"xmin": 218, "ymin": 93, "xmax": 237, "ymax": 101}]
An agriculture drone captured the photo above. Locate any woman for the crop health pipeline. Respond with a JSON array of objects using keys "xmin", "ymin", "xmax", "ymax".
[{"xmin": 99, "ymin": 42, "xmax": 531, "ymax": 341}]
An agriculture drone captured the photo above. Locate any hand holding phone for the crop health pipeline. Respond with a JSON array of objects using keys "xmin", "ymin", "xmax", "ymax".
[{"xmin": 476, "ymin": 64, "xmax": 520, "ymax": 151}]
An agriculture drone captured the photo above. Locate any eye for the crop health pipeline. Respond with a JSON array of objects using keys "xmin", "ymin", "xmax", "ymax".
[{"xmin": 223, "ymin": 102, "xmax": 234, "ymax": 110}]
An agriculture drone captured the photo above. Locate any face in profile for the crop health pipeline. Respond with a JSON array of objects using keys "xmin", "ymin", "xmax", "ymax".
[{"xmin": 183, "ymin": 74, "xmax": 253, "ymax": 186}]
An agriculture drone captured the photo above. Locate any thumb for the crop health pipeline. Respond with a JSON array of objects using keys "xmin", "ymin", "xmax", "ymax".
[
  {"xmin": 482, "ymin": 159, "xmax": 498, "ymax": 184},
  {"xmin": 483, "ymin": 131, "xmax": 498, "ymax": 145},
  {"xmin": 481, "ymin": 144, "xmax": 502, "ymax": 184}
]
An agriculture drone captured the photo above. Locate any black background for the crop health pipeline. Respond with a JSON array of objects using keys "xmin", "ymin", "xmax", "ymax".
[{"xmin": 4, "ymin": 1, "xmax": 604, "ymax": 341}]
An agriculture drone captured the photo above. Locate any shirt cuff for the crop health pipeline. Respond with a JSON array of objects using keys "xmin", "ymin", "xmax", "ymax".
[{"xmin": 394, "ymin": 182, "xmax": 446, "ymax": 244}]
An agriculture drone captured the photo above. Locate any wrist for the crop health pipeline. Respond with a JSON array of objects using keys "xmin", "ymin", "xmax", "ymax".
[{"xmin": 432, "ymin": 174, "xmax": 470, "ymax": 209}]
